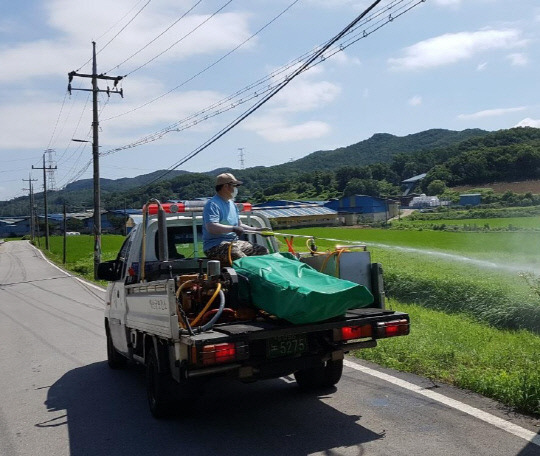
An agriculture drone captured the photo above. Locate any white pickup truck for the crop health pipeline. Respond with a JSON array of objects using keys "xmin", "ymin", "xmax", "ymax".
[{"xmin": 98, "ymin": 200, "xmax": 410, "ymax": 417}]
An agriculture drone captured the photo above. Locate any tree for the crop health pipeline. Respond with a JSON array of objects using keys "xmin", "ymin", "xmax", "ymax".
[{"xmin": 426, "ymin": 180, "xmax": 447, "ymax": 196}]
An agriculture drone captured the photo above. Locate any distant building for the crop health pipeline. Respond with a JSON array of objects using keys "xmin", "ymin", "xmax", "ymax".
[
  {"xmin": 408, "ymin": 194, "xmax": 442, "ymax": 208},
  {"xmin": 253, "ymin": 202, "xmax": 338, "ymax": 229},
  {"xmin": 0, "ymin": 217, "xmax": 30, "ymax": 238},
  {"xmin": 459, "ymin": 193, "xmax": 482, "ymax": 206},
  {"xmin": 324, "ymin": 195, "xmax": 398, "ymax": 225},
  {"xmin": 401, "ymin": 173, "xmax": 427, "ymax": 196}
]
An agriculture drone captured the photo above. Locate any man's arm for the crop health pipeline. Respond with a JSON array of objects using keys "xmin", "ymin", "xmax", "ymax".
[
  {"xmin": 238, "ymin": 222, "xmax": 263, "ymax": 232},
  {"xmin": 205, "ymin": 222, "xmax": 239, "ymax": 235}
]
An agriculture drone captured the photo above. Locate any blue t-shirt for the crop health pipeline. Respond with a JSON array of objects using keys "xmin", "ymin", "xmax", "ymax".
[{"xmin": 202, "ymin": 195, "xmax": 239, "ymax": 251}]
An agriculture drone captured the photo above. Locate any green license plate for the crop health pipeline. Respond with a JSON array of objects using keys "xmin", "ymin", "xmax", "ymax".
[{"xmin": 266, "ymin": 334, "xmax": 308, "ymax": 359}]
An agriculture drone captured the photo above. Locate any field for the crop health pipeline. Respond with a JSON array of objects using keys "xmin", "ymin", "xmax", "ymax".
[
  {"xmin": 393, "ymin": 216, "xmax": 540, "ymax": 230},
  {"xmin": 43, "ymin": 235, "xmax": 125, "ymax": 280},
  {"xmin": 39, "ymin": 226, "xmax": 540, "ymax": 415}
]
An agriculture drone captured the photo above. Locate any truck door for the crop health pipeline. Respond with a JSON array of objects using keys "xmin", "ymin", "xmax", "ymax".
[{"xmin": 108, "ymin": 235, "xmax": 132, "ymax": 355}]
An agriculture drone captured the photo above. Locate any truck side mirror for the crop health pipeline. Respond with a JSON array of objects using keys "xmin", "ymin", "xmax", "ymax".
[{"xmin": 97, "ymin": 260, "xmax": 122, "ymax": 281}]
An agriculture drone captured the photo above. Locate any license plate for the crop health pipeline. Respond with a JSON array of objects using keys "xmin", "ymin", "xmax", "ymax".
[{"xmin": 266, "ymin": 334, "xmax": 308, "ymax": 359}]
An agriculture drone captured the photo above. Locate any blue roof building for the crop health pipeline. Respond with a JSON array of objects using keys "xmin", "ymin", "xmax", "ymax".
[{"xmin": 324, "ymin": 195, "xmax": 398, "ymax": 225}]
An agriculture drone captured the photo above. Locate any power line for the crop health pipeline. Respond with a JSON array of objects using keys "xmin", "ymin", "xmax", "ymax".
[
  {"xmin": 102, "ymin": 0, "xmax": 300, "ymax": 122},
  {"xmin": 95, "ymin": 0, "xmax": 149, "ymax": 42},
  {"xmin": 100, "ymin": 0, "xmax": 418, "ymax": 157},
  {"xmin": 143, "ymin": 0, "xmax": 386, "ymax": 187},
  {"xmin": 124, "ymin": 0, "xmax": 233, "ymax": 77},
  {"xmin": 46, "ymin": 91, "xmax": 68, "ymax": 151},
  {"xmin": 105, "ymin": 0, "xmax": 205, "ymax": 74},
  {"xmin": 76, "ymin": 0, "xmax": 153, "ymax": 71},
  {"xmin": 62, "ymin": 0, "xmax": 424, "ymax": 190}
]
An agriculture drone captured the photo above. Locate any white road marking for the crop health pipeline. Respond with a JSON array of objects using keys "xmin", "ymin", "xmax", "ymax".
[
  {"xmin": 344, "ymin": 359, "xmax": 540, "ymax": 447},
  {"xmin": 32, "ymin": 242, "xmax": 105, "ymax": 292}
]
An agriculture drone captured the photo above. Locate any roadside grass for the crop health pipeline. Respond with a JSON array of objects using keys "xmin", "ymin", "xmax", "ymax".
[
  {"xmin": 42, "ymin": 235, "xmax": 125, "ymax": 281},
  {"xmin": 354, "ymin": 300, "xmax": 540, "ymax": 416}
]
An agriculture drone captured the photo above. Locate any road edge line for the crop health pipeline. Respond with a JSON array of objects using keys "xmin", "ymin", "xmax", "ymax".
[
  {"xmin": 32, "ymin": 242, "xmax": 105, "ymax": 292},
  {"xmin": 343, "ymin": 359, "xmax": 540, "ymax": 447}
]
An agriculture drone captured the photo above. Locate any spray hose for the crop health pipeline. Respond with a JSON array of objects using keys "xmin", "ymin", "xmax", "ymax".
[{"xmin": 176, "ymin": 281, "xmax": 224, "ymax": 332}]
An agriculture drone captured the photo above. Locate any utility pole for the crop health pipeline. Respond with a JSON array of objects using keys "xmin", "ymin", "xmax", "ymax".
[
  {"xmin": 68, "ymin": 41, "xmax": 124, "ymax": 279},
  {"xmin": 33, "ymin": 154, "xmax": 57, "ymax": 250},
  {"xmin": 63, "ymin": 202, "xmax": 67, "ymax": 264},
  {"xmin": 22, "ymin": 175, "xmax": 38, "ymax": 241},
  {"xmin": 238, "ymin": 147, "xmax": 245, "ymax": 169},
  {"xmin": 46, "ymin": 149, "xmax": 57, "ymax": 191}
]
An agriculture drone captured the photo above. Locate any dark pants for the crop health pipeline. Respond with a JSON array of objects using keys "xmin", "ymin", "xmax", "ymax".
[{"xmin": 204, "ymin": 240, "xmax": 269, "ymax": 266}]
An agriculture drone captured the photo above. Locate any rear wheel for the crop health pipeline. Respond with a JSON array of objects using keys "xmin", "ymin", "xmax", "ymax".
[
  {"xmin": 294, "ymin": 359, "xmax": 343, "ymax": 390},
  {"xmin": 146, "ymin": 348, "xmax": 172, "ymax": 418},
  {"xmin": 106, "ymin": 326, "xmax": 127, "ymax": 369}
]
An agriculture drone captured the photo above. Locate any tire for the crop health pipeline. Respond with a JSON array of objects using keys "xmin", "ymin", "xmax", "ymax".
[
  {"xmin": 294, "ymin": 359, "xmax": 343, "ymax": 390},
  {"xmin": 106, "ymin": 326, "xmax": 127, "ymax": 369},
  {"xmin": 146, "ymin": 347, "xmax": 172, "ymax": 419}
]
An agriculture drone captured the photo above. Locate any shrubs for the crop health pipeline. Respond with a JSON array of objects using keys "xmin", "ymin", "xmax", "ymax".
[{"xmin": 383, "ymin": 263, "xmax": 540, "ymax": 334}]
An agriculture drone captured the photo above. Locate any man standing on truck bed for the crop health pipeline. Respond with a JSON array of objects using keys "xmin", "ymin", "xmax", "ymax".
[{"xmin": 203, "ymin": 173, "xmax": 268, "ymax": 264}]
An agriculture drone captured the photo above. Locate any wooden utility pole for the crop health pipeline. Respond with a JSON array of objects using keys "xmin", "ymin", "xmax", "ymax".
[
  {"xmin": 68, "ymin": 41, "xmax": 124, "ymax": 279},
  {"xmin": 22, "ymin": 175, "xmax": 38, "ymax": 241},
  {"xmin": 63, "ymin": 202, "xmax": 67, "ymax": 264},
  {"xmin": 32, "ymin": 152, "xmax": 56, "ymax": 250}
]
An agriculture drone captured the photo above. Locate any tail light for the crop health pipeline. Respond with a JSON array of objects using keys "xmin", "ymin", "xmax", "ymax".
[
  {"xmin": 337, "ymin": 324, "xmax": 372, "ymax": 341},
  {"xmin": 202, "ymin": 343, "xmax": 236, "ymax": 366},
  {"xmin": 376, "ymin": 319, "xmax": 409, "ymax": 338},
  {"xmin": 192, "ymin": 342, "xmax": 249, "ymax": 366}
]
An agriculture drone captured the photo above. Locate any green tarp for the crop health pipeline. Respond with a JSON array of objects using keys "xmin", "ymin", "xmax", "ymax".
[{"xmin": 233, "ymin": 252, "xmax": 374, "ymax": 324}]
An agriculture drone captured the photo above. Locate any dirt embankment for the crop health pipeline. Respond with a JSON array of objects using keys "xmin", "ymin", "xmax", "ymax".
[{"xmin": 451, "ymin": 180, "xmax": 540, "ymax": 194}]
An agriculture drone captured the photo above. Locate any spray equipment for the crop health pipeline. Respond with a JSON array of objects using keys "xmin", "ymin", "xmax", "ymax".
[
  {"xmin": 140, "ymin": 198, "xmax": 169, "ymax": 281},
  {"xmin": 207, "ymin": 260, "xmax": 221, "ymax": 278}
]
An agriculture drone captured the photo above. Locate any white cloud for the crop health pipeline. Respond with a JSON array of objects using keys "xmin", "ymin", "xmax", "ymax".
[
  {"xmin": 507, "ymin": 53, "xmax": 528, "ymax": 66},
  {"xmin": 515, "ymin": 118, "xmax": 540, "ymax": 128},
  {"xmin": 270, "ymin": 79, "xmax": 341, "ymax": 113},
  {"xmin": 0, "ymin": 87, "xmax": 225, "ymax": 149},
  {"xmin": 0, "ymin": 1, "xmax": 252, "ymax": 83},
  {"xmin": 476, "ymin": 62, "xmax": 488, "ymax": 71},
  {"xmin": 433, "ymin": 0, "xmax": 462, "ymax": 6},
  {"xmin": 388, "ymin": 29, "xmax": 527, "ymax": 71},
  {"xmin": 458, "ymin": 106, "xmax": 526, "ymax": 120},
  {"xmin": 243, "ymin": 115, "xmax": 331, "ymax": 142},
  {"xmin": 408, "ymin": 96, "xmax": 422, "ymax": 106}
]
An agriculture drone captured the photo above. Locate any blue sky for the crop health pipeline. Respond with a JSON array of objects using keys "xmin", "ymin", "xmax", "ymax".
[{"xmin": 1, "ymin": 0, "xmax": 539, "ymax": 201}]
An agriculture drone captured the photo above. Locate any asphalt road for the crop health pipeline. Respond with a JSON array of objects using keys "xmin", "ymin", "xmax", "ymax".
[{"xmin": 0, "ymin": 240, "xmax": 539, "ymax": 456}]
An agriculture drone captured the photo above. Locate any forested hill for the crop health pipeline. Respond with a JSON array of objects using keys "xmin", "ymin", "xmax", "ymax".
[
  {"xmin": 279, "ymin": 128, "xmax": 487, "ymax": 173},
  {"xmin": 7, "ymin": 126, "xmax": 540, "ymax": 216},
  {"xmin": 204, "ymin": 128, "xmax": 490, "ymax": 193},
  {"xmin": 63, "ymin": 169, "xmax": 189, "ymax": 192}
]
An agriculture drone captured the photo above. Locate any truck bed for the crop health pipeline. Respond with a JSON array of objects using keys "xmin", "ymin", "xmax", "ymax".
[{"xmin": 184, "ymin": 307, "xmax": 405, "ymax": 342}]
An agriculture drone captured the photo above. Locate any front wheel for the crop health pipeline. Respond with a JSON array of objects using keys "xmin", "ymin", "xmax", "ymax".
[
  {"xmin": 106, "ymin": 326, "xmax": 127, "ymax": 369},
  {"xmin": 294, "ymin": 359, "xmax": 343, "ymax": 390}
]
